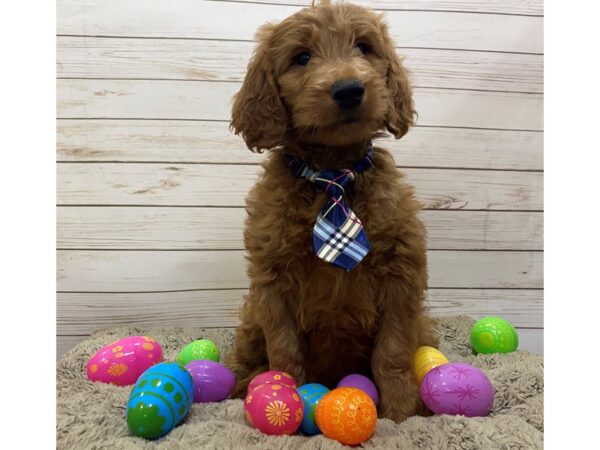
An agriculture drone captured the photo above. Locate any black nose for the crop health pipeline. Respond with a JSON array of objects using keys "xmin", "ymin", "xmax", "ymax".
[{"xmin": 331, "ymin": 79, "xmax": 365, "ymax": 109}]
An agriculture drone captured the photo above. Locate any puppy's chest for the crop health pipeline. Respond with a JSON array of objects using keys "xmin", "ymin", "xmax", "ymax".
[
  {"xmin": 295, "ymin": 266, "xmax": 379, "ymax": 336},
  {"xmin": 287, "ymin": 187, "xmax": 379, "ymax": 332}
]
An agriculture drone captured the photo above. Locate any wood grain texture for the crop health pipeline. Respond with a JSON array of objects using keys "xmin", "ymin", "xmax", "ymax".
[
  {"xmin": 220, "ymin": 0, "xmax": 544, "ymax": 16},
  {"xmin": 56, "ymin": 163, "xmax": 543, "ymax": 210},
  {"xmin": 57, "ymin": 119, "xmax": 543, "ymax": 170},
  {"xmin": 57, "ymin": 0, "xmax": 543, "ymax": 53},
  {"xmin": 57, "ymin": 207, "xmax": 543, "ymax": 250},
  {"xmin": 56, "ymin": 250, "xmax": 543, "ymax": 291},
  {"xmin": 515, "ymin": 329, "xmax": 543, "ymax": 354},
  {"xmin": 56, "ymin": 288, "xmax": 543, "ymax": 336},
  {"xmin": 57, "ymin": 290, "xmax": 244, "ymax": 334},
  {"xmin": 425, "ymin": 289, "xmax": 543, "ymax": 327},
  {"xmin": 57, "ymin": 79, "xmax": 544, "ymax": 130},
  {"xmin": 57, "ymin": 37, "xmax": 543, "ymax": 93}
]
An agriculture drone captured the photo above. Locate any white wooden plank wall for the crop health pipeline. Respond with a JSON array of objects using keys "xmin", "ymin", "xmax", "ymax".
[{"xmin": 56, "ymin": 0, "xmax": 544, "ymax": 358}]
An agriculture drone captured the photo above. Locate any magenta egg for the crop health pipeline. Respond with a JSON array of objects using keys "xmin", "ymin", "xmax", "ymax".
[
  {"xmin": 244, "ymin": 383, "xmax": 304, "ymax": 435},
  {"xmin": 86, "ymin": 336, "xmax": 163, "ymax": 386},
  {"xmin": 185, "ymin": 360, "xmax": 236, "ymax": 402},
  {"xmin": 247, "ymin": 370, "xmax": 297, "ymax": 393},
  {"xmin": 337, "ymin": 374, "xmax": 379, "ymax": 406},
  {"xmin": 420, "ymin": 362, "xmax": 494, "ymax": 417}
]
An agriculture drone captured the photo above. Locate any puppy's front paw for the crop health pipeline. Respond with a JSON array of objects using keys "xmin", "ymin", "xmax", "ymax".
[
  {"xmin": 231, "ymin": 379, "xmax": 249, "ymax": 399},
  {"xmin": 380, "ymin": 395, "xmax": 433, "ymax": 423},
  {"xmin": 375, "ymin": 370, "xmax": 426, "ymax": 423},
  {"xmin": 379, "ymin": 399, "xmax": 412, "ymax": 423}
]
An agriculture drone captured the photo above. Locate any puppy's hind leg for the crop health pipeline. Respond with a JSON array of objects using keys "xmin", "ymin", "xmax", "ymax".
[{"xmin": 417, "ymin": 313, "xmax": 440, "ymax": 348}]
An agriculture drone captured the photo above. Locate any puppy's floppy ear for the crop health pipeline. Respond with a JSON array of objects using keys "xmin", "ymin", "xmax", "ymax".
[
  {"xmin": 382, "ymin": 34, "xmax": 416, "ymax": 139},
  {"xmin": 231, "ymin": 24, "xmax": 286, "ymax": 152}
]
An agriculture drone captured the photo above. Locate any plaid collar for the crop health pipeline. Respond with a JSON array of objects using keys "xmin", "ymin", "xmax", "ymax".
[{"xmin": 283, "ymin": 142, "xmax": 375, "ymax": 270}]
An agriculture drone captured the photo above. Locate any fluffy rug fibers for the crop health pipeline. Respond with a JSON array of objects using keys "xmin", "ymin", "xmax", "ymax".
[{"xmin": 57, "ymin": 316, "xmax": 543, "ymax": 449}]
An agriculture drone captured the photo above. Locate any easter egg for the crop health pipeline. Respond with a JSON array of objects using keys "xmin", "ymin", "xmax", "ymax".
[
  {"xmin": 247, "ymin": 370, "xmax": 297, "ymax": 393},
  {"xmin": 412, "ymin": 346, "xmax": 449, "ymax": 385},
  {"xmin": 86, "ymin": 336, "xmax": 163, "ymax": 386},
  {"xmin": 244, "ymin": 382, "xmax": 304, "ymax": 435},
  {"xmin": 126, "ymin": 362, "xmax": 194, "ymax": 439},
  {"xmin": 337, "ymin": 374, "xmax": 379, "ymax": 406},
  {"xmin": 185, "ymin": 360, "xmax": 236, "ymax": 403},
  {"xmin": 471, "ymin": 317, "xmax": 519, "ymax": 354},
  {"xmin": 176, "ymin": 339, "xmax": 220, "ymax": 366},
  {"xmin": 316, "ymin": 387, "xmax": 377, "ymax": 445},
  {"xmin": 297, "ymin": 383, "xmax": 330, "ymax": 435},
  {"xmin": 420, "ymin": 362, "xmax": 494, "ymax": 417}
]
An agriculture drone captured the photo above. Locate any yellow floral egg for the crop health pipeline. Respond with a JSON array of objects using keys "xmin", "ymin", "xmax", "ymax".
[{"xmin": 412, "ymin": 346, "xmax": 449, "ymax": 386}]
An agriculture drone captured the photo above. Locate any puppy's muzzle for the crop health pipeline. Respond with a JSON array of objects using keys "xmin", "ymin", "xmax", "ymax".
[{"xmin": 331, "ymin": 79, "xmax": 365, "ymax": 109}]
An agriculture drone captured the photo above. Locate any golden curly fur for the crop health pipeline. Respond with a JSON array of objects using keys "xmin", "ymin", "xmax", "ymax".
[{"xmin": 226, "ymin": 0, "xmax": 438, "ymax": 422}]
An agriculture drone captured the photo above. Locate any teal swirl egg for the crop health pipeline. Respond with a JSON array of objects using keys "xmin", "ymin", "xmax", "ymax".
[
  {"xmin": 298, "ymin": 383, "xmax": 330, "ymax": 435},
  {"xmin": 126, "ymin": 362, "xmax": 193, "ymax": 439}
]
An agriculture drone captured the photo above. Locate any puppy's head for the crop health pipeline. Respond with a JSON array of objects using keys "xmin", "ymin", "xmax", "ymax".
[
  {"xmin": 231, "ymin": 0, "xmax": 415, "ymax": 152},
  {"xmin": 231, "ymin": 0, "xmax": 415, "ymax": 151}
]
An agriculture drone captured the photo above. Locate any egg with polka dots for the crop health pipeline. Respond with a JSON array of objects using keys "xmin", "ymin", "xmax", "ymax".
[
  {"xmin": 126, "ymin": 362, "xmax": 194, "ymax": 440},
  {"xmin": 86, "ymin": 336, "xmax": 163, "ymax": 386},
  {"xmin": 471, "ymin": 316, "xmax": 519, "ymax": 354}
]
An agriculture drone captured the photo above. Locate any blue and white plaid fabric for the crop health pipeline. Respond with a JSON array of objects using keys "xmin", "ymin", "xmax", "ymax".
[{"xmin": 284, "ymin": 142, "xmax": 375, "ymax": 271}]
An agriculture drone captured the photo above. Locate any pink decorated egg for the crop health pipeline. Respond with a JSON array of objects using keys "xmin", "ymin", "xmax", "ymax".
[
  {"xmin": 247, "ymin": 370, "xmax": 296, "ymax": 393},
  {"xmin": 86, "ymin": 336, "xmax": 163, "ymax": 386},
  {"xmin": 420, "ymin": 362, "xmax": 494, "ymax": 417},
  {"xmin": 244, "ymin": 383, "xmax": 304, "ymax": 435}
]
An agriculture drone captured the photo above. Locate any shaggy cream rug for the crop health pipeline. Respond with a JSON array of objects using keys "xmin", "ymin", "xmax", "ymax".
[{"xmin": 56, "ymin": 316, "xmax": 543, "ymax": 449}]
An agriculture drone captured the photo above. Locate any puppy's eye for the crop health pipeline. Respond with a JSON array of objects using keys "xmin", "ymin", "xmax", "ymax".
[
  {"xmin": 355, "ymin": 42, "xmax": 372, "ymax": 54},
  {"xmin": 294, "ymin": 51, "xmax": 311, "ymax": 66}
]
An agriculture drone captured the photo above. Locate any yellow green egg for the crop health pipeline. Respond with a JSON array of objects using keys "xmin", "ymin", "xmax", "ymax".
[
  {"xmin": 176, "ymin": 339, "xmax": 220, "ymax": 366},
  {"xmin": 471, "ymin": 317, "xmax": 519, "ymax": 354}
]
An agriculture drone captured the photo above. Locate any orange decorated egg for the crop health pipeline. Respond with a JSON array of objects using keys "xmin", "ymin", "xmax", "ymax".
[
  {"xmin": 86, "ymin": 336, "xmax": 163, "ymax": 386},
  {"xmin": 315, "ymin": 387, "xmax": 377, "ymax": 445},
  {"xmin": 412, "ymin": 346, "xmax": 449, "ymax": 386},
  {"xmin": 247, "ymin": 370, "xmax": 296, "ymax": 393},
  {"xmin": 244, "ymin": 382, "xmax": 304, "ymax": 435}
]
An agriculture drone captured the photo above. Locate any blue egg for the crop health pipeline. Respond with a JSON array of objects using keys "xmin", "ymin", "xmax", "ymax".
[
  {"xmin": 298, "ymin": 383, "xmax": 330, "ymax": 435},
  {"xmin": 126, "ymin": 362, "xmax": 194, "ymax": 439}
]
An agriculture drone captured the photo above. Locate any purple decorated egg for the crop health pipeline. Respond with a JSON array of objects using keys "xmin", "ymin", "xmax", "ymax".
[
  {"xmin": 420, "ymin": 362, "xmax": 494, "ymax": 417},
  {"xmin": 185, "ymin": 360, "xmax": 236, "ymax": 402},
  {"xmin": 337, "ymin": 374, "xmax": 379, "ymax": 406}
]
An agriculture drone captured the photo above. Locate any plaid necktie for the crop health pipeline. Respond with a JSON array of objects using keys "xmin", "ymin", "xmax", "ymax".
[{"xmin": 284, "ymin": 142, "xmax": 375, "ymax": 271}]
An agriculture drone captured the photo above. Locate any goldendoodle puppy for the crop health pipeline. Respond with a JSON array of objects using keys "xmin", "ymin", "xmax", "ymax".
[{"xmin": 226, "ymin": 0, "xmax": 438, "ymax": 422}]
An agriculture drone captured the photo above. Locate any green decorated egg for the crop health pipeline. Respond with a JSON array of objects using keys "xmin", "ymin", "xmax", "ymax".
[
  {"xmin": 176, "ymin": 339, "xmax": 220, "ymax": 365},
  {"xmin": 126, "ymin": 362, "xmax": 193, "ymax": 439},
  {"xmin": 471, "ymin": 316, "xmax": 519, "ymax": 354}
]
